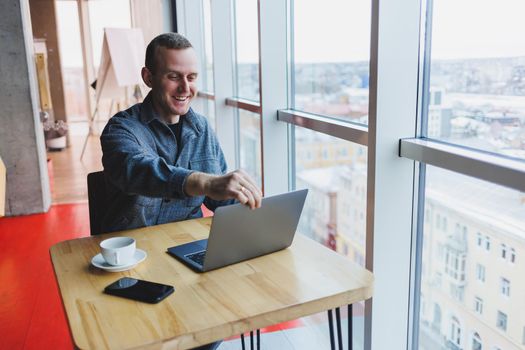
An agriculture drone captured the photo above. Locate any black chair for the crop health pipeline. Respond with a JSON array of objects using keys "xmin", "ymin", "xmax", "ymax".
[{"xmin": 87, "ymin": 171, "xmax": 108, "ymax": 236}]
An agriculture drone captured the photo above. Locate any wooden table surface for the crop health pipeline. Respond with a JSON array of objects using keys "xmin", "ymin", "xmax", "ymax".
[{"xmin": 50, "ymin": 217, "xmax": 374, "ymax": 350}]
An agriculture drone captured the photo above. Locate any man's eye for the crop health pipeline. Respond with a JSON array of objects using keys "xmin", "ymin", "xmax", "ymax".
[{"xmin": 169, "ymin": 75, "xmax": 180, "ymax": 80}]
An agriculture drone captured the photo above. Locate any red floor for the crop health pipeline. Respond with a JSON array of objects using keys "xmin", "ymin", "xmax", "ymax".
[{"xmin": 0, "ymin": 203, "xmax": 89, "ymax": 350}]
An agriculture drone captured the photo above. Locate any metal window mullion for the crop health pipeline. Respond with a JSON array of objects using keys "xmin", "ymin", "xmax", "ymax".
[
  {"xmin": 366, "ymin": 0, "xmax": 422, "ymax": 349},
  {"xmin": 277, "ymin": 109, "xmax": 368, "ymax": 146},
  {"xmin": 257, "ymin": 0, "xmax": 289, "ymax": 195}
]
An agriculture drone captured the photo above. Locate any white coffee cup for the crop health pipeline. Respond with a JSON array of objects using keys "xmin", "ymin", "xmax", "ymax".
[{"xmin": 100, "ymin": 237, "xmax": 136, "ymax": 266}]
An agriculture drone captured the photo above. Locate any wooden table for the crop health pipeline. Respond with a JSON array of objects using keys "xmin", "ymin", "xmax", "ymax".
[{"xmin": 50, "ymin": 217, "xmax": 374, "ymax": 350}]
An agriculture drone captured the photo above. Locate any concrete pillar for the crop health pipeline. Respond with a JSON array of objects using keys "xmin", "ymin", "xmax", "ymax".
[
  {"xmin": 0, "ymin": 0, "xmax": 51, "ymax": 215},
  {"xmin": 29, "ymin": 0, "xmax": 67, "ymax": 123}
]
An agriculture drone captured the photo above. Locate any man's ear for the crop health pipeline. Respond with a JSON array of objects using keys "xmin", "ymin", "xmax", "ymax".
[{"xmin": 141, "ymin": 67, "xmax": 153, "ymax": 88}]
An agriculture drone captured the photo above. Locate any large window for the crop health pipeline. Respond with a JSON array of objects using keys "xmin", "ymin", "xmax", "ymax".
[
  {"xmin": 238, "ymin": 110, "xmax": 261, "ymax": 187},
  {"xmin": 233, "ymin": 0, "xmax": 259, "ymax": 101},
  {"xmin": 176, "ymin": 0, "xmax": 525, "ymax": 349},
  {"xmin": 201, "ymin": 0, "xmax": 214, "ymax": 93},
  {"xmin": 56, "ymin": 0, "xmax": 87, "ymax": 122},
  {"xmin": 294, "ymin": 129, "xmax": 367, "ymax": 348},
  {"xmin": 416, "ymin": 1, "xmax": 525, "ymax": 349},
  {"xmin": 292, "ymin": 0, "xmax": 371, "ymax": 124},
  {"xmin": 425, "ymin": 0, "xmax": 525, "ymax": 161},
  {"xmin": 418, "ymin": 167, "xmax": 524, "ymax": 349}
]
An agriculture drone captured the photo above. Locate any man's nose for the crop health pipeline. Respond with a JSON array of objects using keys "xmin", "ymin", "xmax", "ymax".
[{"xmin": 178, "ymin": 79, "xmax": 190, "ymax": 93}]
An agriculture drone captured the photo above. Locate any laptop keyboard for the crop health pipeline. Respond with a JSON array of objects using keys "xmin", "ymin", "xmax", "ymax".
[{"xmin": 185, "ymin": 250, "xmax": 206, "ymax": 266}]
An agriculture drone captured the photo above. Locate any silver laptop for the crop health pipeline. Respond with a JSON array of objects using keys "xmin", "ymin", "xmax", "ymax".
[{"xmin": 167, "ymin": 189, "xmax": 308, "ymax": 272}]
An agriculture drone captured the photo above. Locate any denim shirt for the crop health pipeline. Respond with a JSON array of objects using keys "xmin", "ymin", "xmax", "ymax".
[{"xmin": 100, "ymin": 94, "xmax": 232, "ymax": 233}]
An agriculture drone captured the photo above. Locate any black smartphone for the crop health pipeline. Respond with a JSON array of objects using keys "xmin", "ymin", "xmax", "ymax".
[{"xmin": 104, "ymin": 277, "xmax": 174, "ymax": 304}]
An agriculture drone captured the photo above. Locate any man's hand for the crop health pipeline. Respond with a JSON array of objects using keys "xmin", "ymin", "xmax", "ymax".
[{"xmin": 185, "ymin": 170, "xmax": 262, "ymax": 209}]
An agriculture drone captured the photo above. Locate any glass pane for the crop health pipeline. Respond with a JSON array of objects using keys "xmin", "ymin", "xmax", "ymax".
[
  {"xmin": 417, "ymin": 166, "xmax": 525, "ymax": 350},
  {"xmin": 233, "ymin": 0, "xmax": 260, "ymax": 101},
  {"xmin": 238, "ymin": 110, "xmax": 261, "ymax": 187},
  {"xmin": 202, "ymin": 0, "xmax": 214, "ymax": 92},
  {"xmin": 87, "ymin": 0, "xmax": 131, "ymax": 71},
  {"xmin": 426, "ymin": 0, "xmax": 525, "ymax": 160},
  {"xmin": 56, "ymin": 0, "xmax": 88, "ymax": 122},
  {"xmin": 295, "ymin": 127, "xmax": 367, "ymax": 348},
  {"xmin": 292, "ymin": 0, "xmax": 371, "ymax": 125}
]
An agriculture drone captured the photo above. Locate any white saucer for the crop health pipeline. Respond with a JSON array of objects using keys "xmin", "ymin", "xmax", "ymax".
[{"xmin": 91, "ymin": 249, "xmax": 147, "ymax": 272}]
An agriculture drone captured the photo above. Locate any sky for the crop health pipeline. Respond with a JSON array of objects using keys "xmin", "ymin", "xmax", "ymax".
[
  {"xmin": 235, "ymin": 0, "xmax": 525, "ymax": 63},
  {"xmin": 56, "ymin": 0, "xmax": 525, "ymax": 67},
  {"xmin": 56, "ymin": 0, "xmax": 130, "ymax": 68}
]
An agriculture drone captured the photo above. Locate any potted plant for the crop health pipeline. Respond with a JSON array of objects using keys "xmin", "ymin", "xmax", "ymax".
[{"xmin": 43, "ymin": 119, "xmax": 68, "ymax": 150}]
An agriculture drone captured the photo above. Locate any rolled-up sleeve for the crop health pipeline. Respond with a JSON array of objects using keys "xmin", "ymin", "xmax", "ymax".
[
  {"xmin": 101, "ymin": 119, "xmax": 193, "ymax": 199},
  {"xmin": 203, "ymin": 130, "xmax": 236, "ymax": 211}
]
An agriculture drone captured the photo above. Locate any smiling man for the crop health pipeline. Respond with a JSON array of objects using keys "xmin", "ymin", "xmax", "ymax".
[{"xmin": 100, "ymin": 33, "xmax": 261, "ymax": 237}]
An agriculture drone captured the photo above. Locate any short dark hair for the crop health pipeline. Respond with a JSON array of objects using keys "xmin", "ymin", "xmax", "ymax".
[{"xmin": 145, "ymin": 33, "xmax": 193, "ymax": 73}]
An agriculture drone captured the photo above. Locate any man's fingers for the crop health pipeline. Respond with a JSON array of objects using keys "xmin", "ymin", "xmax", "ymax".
[
  {"xmin": 240, "ymin": 182, "xmax": 261, "ymax": 208},
  {"xmin": 240, "ymin": 185, "xmax": 256, "ymax": 209}
]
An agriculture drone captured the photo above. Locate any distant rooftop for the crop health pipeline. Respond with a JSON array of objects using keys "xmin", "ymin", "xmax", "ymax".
[{"xmin": 427, "ymin": 167, "xmax": 525, "ymax": 239}]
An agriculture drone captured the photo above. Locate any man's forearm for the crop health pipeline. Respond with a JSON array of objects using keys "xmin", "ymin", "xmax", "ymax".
[
  {"xmin": 184, "ymin": 172, "xmax": 215, "ymax": 197},
  {"xmin": 184, "ymin": 170, "xmax": 262, "ymax": 209}
]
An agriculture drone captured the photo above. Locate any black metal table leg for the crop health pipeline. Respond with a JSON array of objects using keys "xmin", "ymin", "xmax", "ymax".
[
  {"xmin": 328, "ymin": 309, "xmax": 336, "ymax": 350},
  {"xmin": 250, "ymin": 331, "xmax": 254, "ymax": 350},
  {"xmin": 348, "ymin": 304, "xmax": 353, "ymax": 350},
  {"xmin": 241, "ymin": 333, "xmax": 246, "ymax": 350},
  {"xmin": 335, "ymin": 307, "xmax": 343, "ymax": 350},
  {"xmin": 256, "ymin": 329, "xmax": 260, "ymax": 350}
]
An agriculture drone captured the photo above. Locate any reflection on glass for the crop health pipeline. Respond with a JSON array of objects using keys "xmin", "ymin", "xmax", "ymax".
[
  {"xmin": 292, "ymin": 0, "xmax": 371, "ymax": 124},
  {"xmin": 418, "ymin": 166, "xmax": 525, "ymax": 350},
  {"xmin": 56, "ymin": 0, "xmax": 88, "ymax": 122},
  {"xmin": 427, "ymin": 0, "xmax": 525, "ymax": 160},
  {"xmin": 233, "ymin": 0, "xmax": 259, "ymax": 101},
  {"xmin": 294, "ymin": 128, "xmax": 367, "ymax": 348},
  {"xmin": 202, "ymin": 0, "xmax": 214, "ymax": 92},
  {"xmin": 238, "ymin": 110, "xmax": 261, "ymax": 187}
]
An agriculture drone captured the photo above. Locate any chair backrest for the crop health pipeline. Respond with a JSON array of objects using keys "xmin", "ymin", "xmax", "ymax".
[{"xmin": 87, "ymin": 171, "xmax": 108, "ymax": 236}]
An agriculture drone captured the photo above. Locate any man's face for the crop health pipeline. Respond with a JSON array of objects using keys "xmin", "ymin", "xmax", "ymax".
[{"xmin": 142, "ymin": 47, "xmax": 199, "ymax": 122}]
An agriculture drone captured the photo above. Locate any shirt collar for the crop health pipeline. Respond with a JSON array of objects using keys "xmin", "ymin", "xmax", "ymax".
[{"xmin": 140, "ymin": 92, "xmax": 202, "ymax": 137}]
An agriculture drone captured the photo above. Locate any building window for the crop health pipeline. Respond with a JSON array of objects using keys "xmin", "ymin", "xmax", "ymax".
[
  {"xmin": 474, "ymin": 297, "xmax": 483, "ymax": 315},
  {"xmin": 437, "ymin": 214, "xmax": 441, "ymax": 229},
  {"xmin": 485, "ymin": 236, "xmax": 491, "ymax": 251},
  {"xmin": 476, "ymin": 232, "xmax": 482, "ymax": 247},
  {"xmin": 444, "ymin": 249, "xmax": 466, "ymax": 282},
  {"xmin": 510, "ymin": 248, "xmax": 516, "ymax": 264},
  {"xmin": 450, "ymin": 316, "xmax": 461, "ymax": 346},
  {"xmin": 500, "ymin": 278, "xmax": 510, "ymax": 297},
  {"xmin": 476, "ymin": 264, "xmax": 485, "ymax": 283},
  {"xmin": 501, "ymin": 244, "xmax": 507, "ymax": 259},
  {"xmin": 472, "ymin": 332, "xmax": 482, "ymax": 350},
  {"xmin": 496, "ymin": 311, "xmax": 507, "ymax": 332}
]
